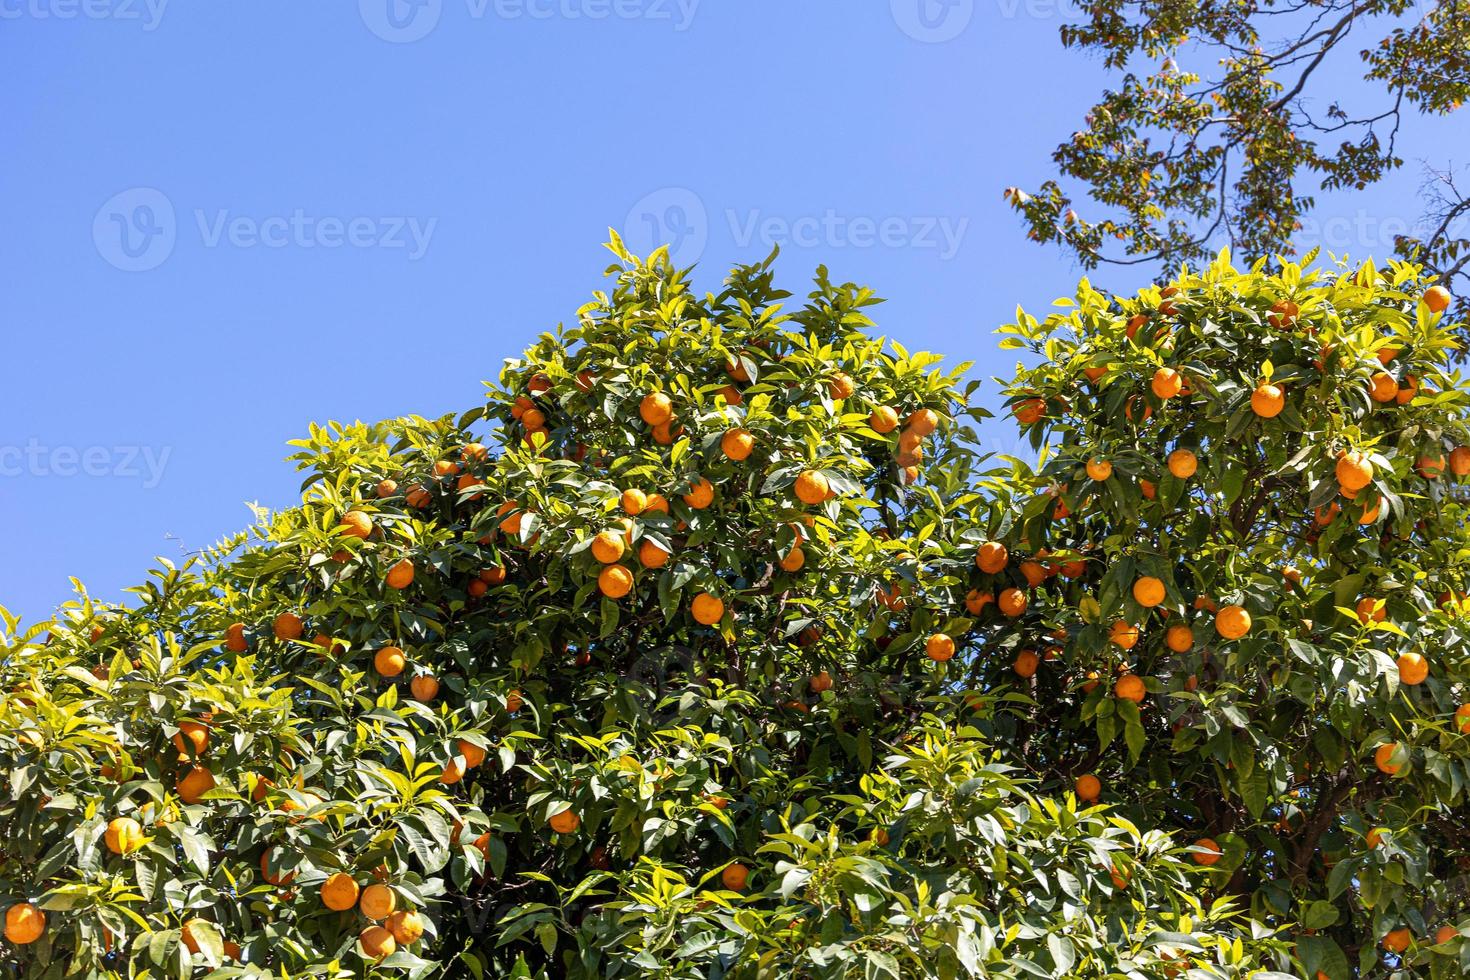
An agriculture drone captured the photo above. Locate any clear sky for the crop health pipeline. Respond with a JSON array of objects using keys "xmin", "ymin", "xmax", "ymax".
[{"xmin": 1, "ymin": 0, "xmax": 1460, "ymax": 624}]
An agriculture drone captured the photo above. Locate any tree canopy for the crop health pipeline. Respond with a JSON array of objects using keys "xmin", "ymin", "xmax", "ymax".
[{"xmin": 1, "ymin": 241, "xmax": 1468, "ymax": 978}]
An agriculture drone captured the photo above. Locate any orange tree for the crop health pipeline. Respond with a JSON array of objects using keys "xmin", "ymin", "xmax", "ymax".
[{"xmin": 0, "ymin": 237, "xmax": 1465, "ymax": 978}]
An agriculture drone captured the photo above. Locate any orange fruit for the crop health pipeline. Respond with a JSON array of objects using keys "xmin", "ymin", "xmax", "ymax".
[
  {"xmin": 467, "ymin": 579, "xmax": 489, "ymax": 598},
  {"xmin": 260, "ymin": 848, "xmax": 295, "ymax": 886},
  {"xmin": 1140, "ymin": 478, "xmax": 1157, "ymax": 500},
  {"xmin": 506, "ymin": 689, "xmax": 524, "ymax": 714},
  {"xmin": 1192, "ymin": 838, "xmax": 1222, "ymax": 866},
  {"xmin": 104, "ymin": 816, "xmax": 144, "ymax": 855},
  {"xmin": 964, "ymin": 589, "xmax": 994, "ymax": 614},
  {"xmin": 376, "ymin": 478, "xmax": 398, "ymax": 498},
  {"xmin": 1456, "ymin": 703, "xmax": 1470, "ymax": 734},
  {"xmin": 4, "ymin": 903, "xmax": 44, "ymax": 945},
  {"xmin": 870, "ymin": 406, "xmax": 899, "ymax": 433},
  {"xmin": 1250, "ymin": 383, "xmax": 1285, "ymax": 418},
  {"xmin": 794, "ymin": 470, "xmax": 830, "ymax": 505},
  {"xmin": 721, "ymin": 428, "xmax": 755, "ymax": 461},
  {"xmin": 480, "ymin": 565, "xmax": 507, "ymax": 586},
  {"xmin": 1366, "ymin": 827, "xmax": 1386, "ymax": 848},
  {"xmin": 691, "ymin": 593, "xmax": 725, "ymax": 626},
  {"xmin": 1375, "ymin": 742, "xmax": 1404, "ymax": 775},
  {"xmin": 1167, "ymin": 448, "xmax": 1197, "ymax": 478},
  {"xmin": 906, "ymin": 408, "xmax": 939, "ymax": 435},
  {"xmin": 548, "ymin": 808, "xmax": 580, "ymax": 834},
  {"xmin": 1125, "ymin": 313, "xmax": 1148, "ymax": 339},
  {"xmin": 359, "ymin": 883, "xmax": 396, "ymax": 921},
  {"xmin": 1370, "ymin": 372, "xmax": 1399, "ymax": 403},
  {"xmin": 1109, "ymin": 621, "xmax": 1140, "ymax": 650},
  {"xmin": 457, "ymin": 739, "xmax": 486, "ymax": 768},
  {"xmin": 1085, "ymin": 458, "xmax": 1113, "ymax": 481},
  {"xmin": 975, "ymin": 541, "xmax": 1009, "ymax": 573},
  {"xmin": 273, "ymin": 613, "xmax": 303, "ymax": 641},
  {"xmin": 998, "ymin": 588, "xmax": 1027, "ymax": 617},
  {"xmin": 180, "ymin": 918, "xmax": 215, "ymax": 955},
  {"xmin": 925, "ymin": 633, "xmax": 956, "ymax": 662},
  {"xmin": 591, "ymin": 530, "xmax": 626, "ymax": 564},
  {"xmin": 321, "ymin": 873, "xmax": 360, "ymax": 911},
  {"xmin": 1215, "ymin": 605, "xmax": 1251, "ymax": 640},
  {"xmin": 1013, "ymin": 649, "xmax": 1040, "ymax": 678},
  {"xmin": 1075, "ymin": 774, "xmax": 1101, "ymax": 802},
  {"xmin": 360, "ymin": 925, "xmax": 396, "ymax": 961},
  {"xmin": 638, "ymin": 540, "xmax": 670, "ymax": 568},
  {"xmin": 827, "ymin": 373, "xmax": 855, "ymax": 399},
  {"xmin": 375, "ymin": 646, "xmax": 406, "ymax": 677},
  {"xmin": 1165, "ymin": 624, "xmax": 1193, "ymax": 652},
  {"xmin": 721, "ymin": 862, "xmax": 750, "ymax": 891},
  {"xmin": 387, "ymin": 910, "xmax": 424, "ymax": 945},
  {"xmin": 639, "ymin": 392, "xmax": 672, "ymax": 426},
  {"xmin": 1435, "ymin": 925, "xmax": 1459, "ymax": 946},
  {"xmin": 1083, "ymin": 365, "xmax": 1108, "ymax": 383},
  {"xmin": 1397, "ymin": 652, "xmax": 1428, "ymax": 685},
  {"xmin": 172, "ymin": 720, "xmax": 210, "ymax": 756},
  {"xmin": 620, "ymin": 488, "xmax": 648, "ymax": 515},
  {"xmin": 1424, "ymin": 284, "xmax": 1452, "ymax": 312},
  {"xmin": 406, "ymin": 484, "xmax": 432, "ymax": 508},
  {"xmin": 1451, "ymin": 447, "xmax": 1470, "ymax": 476},
  {"xmin": 1151, "ymin": 367, "xmax": 1183, "ymax": 399},
  {"xmin": 1013, "ymin": 398, "xmax": 1045, "ymax": 424},
  {"xmin": 1382, "ymin": 928, "xmax": 1412, "ymax": 953},
  {"xmin": 1396, "ymin": 376, "xmax": 1418, "ymax": 404},
  {"xmin": 176, "ymin": 765, "xmax": 216, "ymax": 804},
  {"xmin": 683, "ymin": 478, "xmax": 715, "ymax": 509},
  {"xmin": 1114, "ymin": 673, "xmax": 1146, "ymax": 703},
  {"xmin": 778, "ymin": 546, "xmax": 805, "ymax": 572},
  {"xmin": 224, "ymin": 622, "xmax": 248, "ymax": 652},
  {"xmin": 386, "ymin": 559, "xmax": 415, "ymax": 590},
  {"xmin": 461, "ymin": 442, "xmax": 489, "ymax": 462},
  {"xmin": 1417, "ymin": 453, "xmax": 1445, "ymax": 479},
  {"xmin": 598, "ymin": 565, "xmax": 633, "ymax": 599},
  {"xmin": 1020, "ymin": 561, "xmax": 1047, "ymax": 588},
  {"xmin": 339, "ymin": 510, "xmax": 373, "ymax": 539},
  {"xmin": 810, "ymin": 671, "xmax": 832, "ymax": 693},
  {"xmin": 1132, "ymin": 576, "xmax": 1166, "ymax": 608},
  {"xmin": 1268, "ymin": 298, "xmax": 1299, "ymax": 327},
  {"xmin": 439, "ymin": 757, "xmax": 466, "ymax": 785}
]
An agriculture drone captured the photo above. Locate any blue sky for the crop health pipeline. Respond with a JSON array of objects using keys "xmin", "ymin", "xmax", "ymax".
[{"xmin": 0, "ymin": 0, "xmax": 1461, "ymax": 624}]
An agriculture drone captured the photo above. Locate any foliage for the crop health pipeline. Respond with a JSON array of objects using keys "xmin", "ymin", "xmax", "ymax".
[{"xmin": 0, "ymin": 242, "xmax": 1467, "ymax": 978}]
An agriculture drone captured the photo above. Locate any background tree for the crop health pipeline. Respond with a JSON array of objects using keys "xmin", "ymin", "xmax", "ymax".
[
  {"xmin": 0, "ymin": 243, "xmax": 1466, "ymax": 978},
  {"xmin": 1009, "ymin": 0, "xmax": 1470, "ymax": 329}
]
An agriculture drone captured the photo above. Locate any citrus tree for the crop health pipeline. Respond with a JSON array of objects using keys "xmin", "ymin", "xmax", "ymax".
[{"xmin": 0, "ymin": 239, "xmax": 1465, "ymax": 978}]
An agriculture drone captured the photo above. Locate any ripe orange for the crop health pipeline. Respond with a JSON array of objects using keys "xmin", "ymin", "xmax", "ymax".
[
  {"xmin": 1020, "ymin": 561, "xmax": 1047, "ymax": 588},
  {"xmin": 964, "ymin": 589, "xmax": 994, "ymax": 615},
  {"xmin": 172, "ymin": 720, "xmax": 210, "ymax": 757},
  {"xmin": 1013, "ymin": 649, "xmax": 1040, "ymax": 678},
  {"xmin": 439, "ymin": 757, "xmax": 466, "ymax": 785},
  {"xmin": 359, "ymin": 883, "xmax": 396, "ymax": 921},
  {"xmin": 1151, "ymin": 367, "xmax": 1183, "ymax": 399},
  {"xmin": 385, "ymin": 558, "xmax": 415, "ymax": 590},
  {"xmin": 1382, "ymin": 928, "xmax": 1412, "ymax": 953},
  {"xmin": 998, "ymin": 587, "xmax": 1027, "ymax": 617},
  {"xmin": 180, "ymin": 918, "xmax": 215, "ymax": 955},
  {"xmin": 907, "ymin": 408, "xmax": 938, "ymax": 435},
  {"xmin": 721, "ymin": 428, "xmax": 755, "ymax": 461},
  {"xmin": 1166, "ymin": 448, "xmax": 1197, "ymax": 478},
  {"xmin": 375, "ymin": 646, "xmax": 406, "ymax": 677},
  {"xmin": 1215, "ymin": 605, "xmax": 1251, "ymax": 640},
  {"xmin": 1192, "ymin": 838, "xmax": 1222, "ymax": 866},
  {"xmin": 1375, "ymin": 742, "xmax": 1404, "ymax": 775},
  {"xmin": 1396, "ymin": 375, "xmax": 1419, "ymax": 404},
  {"xmin": 598, "ymin": 565, "xmax": 633, "ymax": 599},
  {"xmin": 591, "ymin": 530, "xmax": 626, "ymax": 564},
  {"xmin": 1109, "ymin": 621, "xmax": 1140, "ymax": 650},
  {"xmin": 1450, "ymin": 447, "xmax": 1470, "ymax": 477},
  {"xmin": 104, "ymin": 816, "xmax": 144, "ymax": 855},
  {"xmin": 376, "ymin": 478, "xmax": 398, "ymax": 498},
  {"xmin": 339, "ymin": 510, "xmax": 373, "ymax": 539},
  {"xmin": 1456, "ymin": 703, "xmax": 1470, "ymax": 734},
  {"xmin": 1140, "ymin": 478, "xmax": 1157, "ymax": 500},
  {"xmin": 224, "ymin": 622, "xmax": 248, "ymax": 652},
  {"xmin": 1424, "ymin": 285, "xmax": 1451, "ymax": 312},
  {"xmin": 176, "ymin": 765, "xmax": 216, "ymax": 804},
  {"xmin": 794, "ymin": 470, "xmax": 830, "ymax": 505},
  {"xmin": 778, "ymin": 546, "xmax": 805, "ymax": 572},
  {"xmin": 1370, "ymin": 372, "xmax": 1399, "ymax": 403},
  {"xmin": 1416, "ymin": 453, "xmax": 1445, "ymax": 479},
  {"xmin": 925, "ymin": 633, "xmax": 956, "ymax": 662},
  {"xmin": 506, "ymin": 690, "xmax": 524, "ymax": 714},
  {"xmin": 4, "ymin": 903, "xmax": 44, "ymax": 945},
  {"xmin": 1013, "ymin": 398, "xmax": 1045, "ymax": 424},
  {"xmin": 1114, "ymin": 673, "xmax": 1146, "ymax": 703},
  {"xmin": 721, "ymin": 862, "xmax": 750, "ymax": 891},
  {"xmin": 1075, "ymin": 774, "xmax": 1101, "ymax": 802},
  {"xmin": 406, "ymin": 484, "xmax": 433, "ymax": 508},
  {"xmin": 1165, "ymin": 624, "xmax": 1193, "ymax": 653},
  {"xmin": 1250, "ymin": 383, "xmax": 1285, "ymax": 418},
  {"xmin": 1268, "ymin": 298, "xmax": 1299, "ymax": 327},
  {"xmin": 360, "ymin": 925, "xmax": 397, "ymax": 961},
  {"xmin": 1435, "ymin": 925, "xmax": 1458, "ymax": 946},
  {"xmin": 683, "ymin": 478, "xmax": 715, "ymax": 509},
  {"xmin": 1366, "ymin": 827, "xmax": 1386, "ymax": 848},
  {"xmin": 1086, "ymin": 457, "xmax": 1113, "ymax": 481},
  {"xmin": 639, "ymin": 392, "xmax": 673, "ymax": 426},
  {"xmin": 810, "ymin": 671, "xmax": 832, "ymax": 693},
  {"xmin": 1083, "ymin": 365, "xmax": 1108, "ymax": 383},
  {"xmin": 870, "ymin": 405, "xmax": 899, "ymax": 433},
  {"xmin": 638, "ymin": 540, "xmax": 670, "ymax": 569},
  {"xmin": 387, "ymin": 910, "xmax": 424, "ymax": 945},
  {"xmin": 467, "ymin": 578, "xmax": 489, "ymax": 598},
  {"xmin": 691, "ymin": 593, "xmax": 725, "ymax": 625},
  {"xmin": 321, "ymin": 873, "xmax": 360, "ymax": 911},
  {"xmin": 975, "ymin": 541, "xmax": 1009, "ymax": 573},
  {"xmin": 1397, "ymin": 652, "xmax": 1429, "ymax": 685},
  {"xmin": 620, "ymin": 488, "xmax": 647, "ymax": 515},
  {"xmin": 260, "ymin": 848, "xmax": 295, "ymax": 886},
  {"xmin": 548, "ymin": 808, "xmax": 581, "ymax": 834},
  {"xmin": 1132, "ymin": 576, "xmax": 1166, "ymax": 608},
  {"xmin": 273, "ymin": 613, "xmax": 303, "ymax": 641},
  {"xmin": 827, "ymin": 373, "xmax": 855, "ymax": 399}
]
